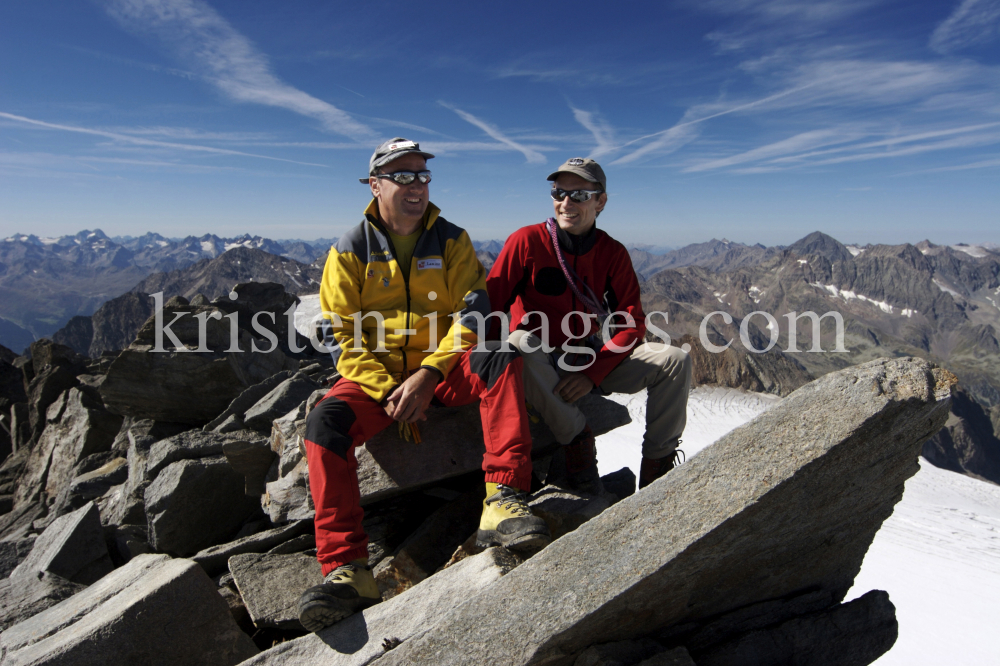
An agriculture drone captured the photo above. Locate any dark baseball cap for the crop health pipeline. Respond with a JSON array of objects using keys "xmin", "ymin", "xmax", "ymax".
[
  {"xmin": 546, "ymin": 157, "xmax": 607, "ymax": 191},
  {"xmin": 359, "ymin": 137, "xmax": 435, "ymax": 183}
]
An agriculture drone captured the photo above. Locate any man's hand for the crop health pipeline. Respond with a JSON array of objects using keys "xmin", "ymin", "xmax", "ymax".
[
  {"xmin": 554, "ymin": 374, "xmax": 594, "ymax": 404},
  {"xmin": 383, "ymin": 368, "xmax": 439, "ymax": 423}
]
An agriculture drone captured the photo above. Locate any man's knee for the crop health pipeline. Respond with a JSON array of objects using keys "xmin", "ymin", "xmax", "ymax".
[
  {"xmin": 468, "ymin": 344, "xmax": 522, "ymax": 390},
  {"xmin": 645, "ymin": 343, "xmax": 692, "ymax": 377},
  {"xmin": 508, "ymin": 330, "xmax": 549, "ymax": 361},
  {"xmin": 305, "ymin": 396, "xmax": 357, "ymax": 460}
]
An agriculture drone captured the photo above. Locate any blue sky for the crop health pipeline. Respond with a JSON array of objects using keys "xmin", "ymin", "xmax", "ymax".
[{"xmin": 1, "ymin": 0, "xmax": 998, "ymax": 247}]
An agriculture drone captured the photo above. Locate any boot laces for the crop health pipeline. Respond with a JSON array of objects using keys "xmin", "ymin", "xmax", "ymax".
[
  {"xmin": 325, "ymin": 562, "xmax": 360, "ymax": 583},
  {"xmin": 490, "ymin": 485, "xmax": 531, "ymax": 517}
]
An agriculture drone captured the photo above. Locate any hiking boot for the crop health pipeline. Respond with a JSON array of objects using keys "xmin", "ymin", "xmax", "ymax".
[
  {"xmin": 297, "ymin": 558, "xmax": 381, "ymax": 633},
  {"xmin": 639, "ymin": 447, "xmax": 685, "ymax": 489},
  {"xmin": 564, "ymin": 427, "xmax": 601, "ymax": 495},
  {"xmin": 476, "ymin": 483, "xmax": 551, "ymax": 552}
]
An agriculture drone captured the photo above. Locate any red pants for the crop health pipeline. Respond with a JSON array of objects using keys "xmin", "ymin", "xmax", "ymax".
[{"xmin": 304, "ymin": 346, "xmax": 532, "ymax": 574}]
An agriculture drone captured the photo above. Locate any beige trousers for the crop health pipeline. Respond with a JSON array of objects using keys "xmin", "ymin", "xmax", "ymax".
[{"xmin": 509, "ymin": 330, "xmax": 692, "ymax": 459}]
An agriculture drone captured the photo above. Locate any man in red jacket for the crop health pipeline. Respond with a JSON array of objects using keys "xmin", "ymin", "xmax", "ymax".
[{"xmin": 486, "ymin": 158, "xmax": 691, "ymax": 492}]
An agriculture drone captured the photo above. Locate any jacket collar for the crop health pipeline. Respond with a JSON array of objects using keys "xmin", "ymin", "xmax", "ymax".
[
  {"xmin": 364, "ymin": 199, "xmax": 440, "ymax": 231},
  {"xmin": 554, "ymin": 222, "xmax": 598, "ymax": 256}
]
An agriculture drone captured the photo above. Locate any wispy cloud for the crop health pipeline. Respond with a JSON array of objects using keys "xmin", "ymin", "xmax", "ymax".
[
  {"xmin": 612, "ymin": 84, "xmax": 814, "ymax": 165},
  {"xmin": 685, "ymin": 128, "xmax": 857, "ymax": 172},
  {"xmin": 101, "ymin": 0, "xmax": 373, "ymax": 139},
  {"xmin": 570, "ymin": 107, "xmax": 618, "ymax": 159},
  {"xmin": 0, "ymin": 112, "xmax": 329, "ymax": 167},
  {"xmin": 438, "ymin": 103, "xmax": 546, "ymax": 163},
  {"xmin": 696, "ymin": 122, "xmax": 1000, "ymax": 173},
  {"xmin": 930, "ymin": 0, "xmax": 1000, "ymax": 53}
]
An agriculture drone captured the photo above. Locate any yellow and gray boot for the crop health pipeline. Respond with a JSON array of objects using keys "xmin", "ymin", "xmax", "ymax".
[
  {"xmin": 476, "ymin": 483, "xmax": 551, "ymax": 552},
  {"xmin": 297, "ymin": 558, "xmax": 381, "ymax": 633}
]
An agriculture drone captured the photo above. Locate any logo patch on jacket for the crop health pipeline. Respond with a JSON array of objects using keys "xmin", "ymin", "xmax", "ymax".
[{"xmin": 417, "ymin": 258, "xmax": 442, "ymax": 270}]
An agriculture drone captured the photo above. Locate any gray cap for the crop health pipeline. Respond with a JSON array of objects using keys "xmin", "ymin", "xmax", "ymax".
[
  {"xmin": 546, "ymin": 157, "xmax": 607, "ymax": 191},
  {"xmin": 359, "ymin": 137, "xmax": 434, "ymax": 183}
]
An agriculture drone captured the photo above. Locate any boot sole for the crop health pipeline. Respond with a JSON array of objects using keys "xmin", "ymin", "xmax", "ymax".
[
  {"xmin": 475, "ymin": 528, "xmax": 551, "ymax": 552},
  {"xmin": 298, "ymin": 593, "xmax": 379, "ymax": 633}
]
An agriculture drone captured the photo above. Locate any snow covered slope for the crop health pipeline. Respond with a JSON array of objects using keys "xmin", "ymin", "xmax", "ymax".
[{"xmin": 596, "ymin": 387, "xmax": 1000, "ymax": 664}]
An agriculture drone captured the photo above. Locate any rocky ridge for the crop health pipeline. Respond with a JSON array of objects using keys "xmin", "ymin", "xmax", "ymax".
[{"xmin": 0, "ymin": 277, "xmax": 953, "ymax": 666}]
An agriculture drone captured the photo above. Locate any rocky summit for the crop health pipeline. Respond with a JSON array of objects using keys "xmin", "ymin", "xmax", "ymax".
[{"xmin": 0, "ymin": 277, "xmax": 955, "ymax": 666}]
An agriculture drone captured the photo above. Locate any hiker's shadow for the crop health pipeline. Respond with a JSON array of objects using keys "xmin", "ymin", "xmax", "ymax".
[{"xmin": 317, "ymin": 611, "xmax": 369, "ymax": 654}]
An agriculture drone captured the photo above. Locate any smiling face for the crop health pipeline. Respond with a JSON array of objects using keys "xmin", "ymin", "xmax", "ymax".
[
  {"xmin": 551, "ymin": 172, "xmax": 607, "ymax": 236},
  {"xmin": 370, "ymin": 153, "xmax": 430, "ymax": 234}
]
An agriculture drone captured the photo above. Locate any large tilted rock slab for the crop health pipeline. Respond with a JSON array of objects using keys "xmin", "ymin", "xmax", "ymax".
[
  {"xmin": 355, "ymin": 393, "xmax": 629, "ymax": 505},
  {"xmin": 373, "ymin": 358, "xmax": 954, "ymax": 666},
  {"xmin": 0, "ymin": 554, "xmax": 259, "ymax": 666},
  {"xmin": 145, "ymin": 455, "xmax": 261, "ymax": 556},
  {"xmin": 239, "ymin": 547, "xmax": 522, "ymax": 666},
  {"xmin": 10, "ymin": 502, "xmax": 112, "ymax": 585},
  {"xmin": 0, "ymin": 573, "xmax": 86, "ymax": 633}
]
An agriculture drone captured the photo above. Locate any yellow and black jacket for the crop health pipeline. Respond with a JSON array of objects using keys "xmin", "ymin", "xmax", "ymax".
[{"xmin": 320, "ymin": 200, "xmax": 490, "ymax": 403}]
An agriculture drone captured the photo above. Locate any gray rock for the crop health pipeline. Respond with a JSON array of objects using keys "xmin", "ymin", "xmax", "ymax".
[
  {"xmin": 266, "ymin": 533, "xmax": 315, "ymax": 555},
  {"xmin": 0, "ymin": 572, "xmax": 86, "ymax": 633},
  {"xmin": 204, "ymin": 370, "xmax": 295, "ymax": 432},
  {"xmin": 99, "ymin": 302, "xmax": 298, "ymax": 425},
  {"xmin": 224, "ymin": 438, "xmax": 277, "ymax": 496},
  {"xmin": 192, "ymin": 519, "xmax": 313, "ymax": 577},
  {"xmin": 373, "ymin": 490, "xmax": 482, "ymax": 600},
  {"xmin": 372, "ymin": 358, "xmax": 953, "ymax": 666},
  {"xmin": 240, "ymin": 547, "xmax": 522, "ymax": 665},
  {"xmin": 229, "ymin": 552, "xmax": 324, "ymax": 630},
  {"xmin": 354, "ymin": 394, "xmax": 629, "ymax": 506},
  {"xmin": 529, "ymin": 486, "xmax": 611, "ymax": 541},
  {"xmin": 600, "ymin": 467, "xmax": 636, "ymax": 502},
  {"xmin": 147, "ymin": 429, "xmax": 268, "ymax": 482},
  {"xmin": 13, "ymin": 388, "xmax": 122, "ymax": 511},
  {"xmin": 106, "ymin": 524, "xmax": 153, "ymax": 564},
  {"xmin": 0, "ymin": 554, "xmax": 259, "ymax": 666},
  {"xmin": 243, "ymin": 373, "xmax": 321, "ymax": 433},
  {"xmin": 102, "ymin": 419, "xmax": 191, "ymax": 527},
  {"xmin": 68, "ymin": 456, "xmax": 128, "ymax": 497},
  {"xmin": 8, "ymin": 403, "xmax": 30, "ymax": 454},
  {"xmin": 10, "ymin": 502, "xmax": 113, "ymax": 585},
  {"xmin": 264, "ymin": 457, "xmax": 313, "ymax": 524},
  {"xmin": 573, "ymin": 639, "xmax": 666, "ymax": 666},
  {"xmin": 24, "ymin": 362, "xmax": 78, "ymax": 448},
  {"xmin": 0, "ymin": 501, "xmax": 45, "ymax": 542},
  {"xmin": 145, "ymin": 456, "xmax": 261, "ymax": 556},
  {"xmin": 270, "ymin": 407, "xmax": 307, "ymax": 477},
  {"xmin": 695, "ymin": 590, "xmax": 897, "ymax": 666},
  {"xmin": 0, "ymin": 536, "xmax": 37, "ymax": 578}
]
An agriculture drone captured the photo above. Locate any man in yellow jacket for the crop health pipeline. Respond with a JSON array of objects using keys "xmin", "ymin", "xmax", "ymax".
[{"xmin": 297, "ymin": 138, "xmax": 549, "ymax": 633}]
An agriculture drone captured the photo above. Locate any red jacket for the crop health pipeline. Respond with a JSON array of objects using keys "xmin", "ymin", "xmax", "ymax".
[{"xmin": 486, "ymin": 221, "xmax": 646, "ymax": 386}]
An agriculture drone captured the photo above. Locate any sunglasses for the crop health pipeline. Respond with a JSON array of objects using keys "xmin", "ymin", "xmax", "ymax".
[
  {"xmin": 375, "ymin": 170, "xmax": 432, "ymax": 185},
  {"xmin": 551, "ymin": 188, "xmax": 603, "ymax": 203}
]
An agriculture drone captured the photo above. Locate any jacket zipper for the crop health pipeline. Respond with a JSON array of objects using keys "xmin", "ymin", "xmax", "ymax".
[{"xmin": 374, "ymin": 218, "xmax": 423, "ymax": 375}]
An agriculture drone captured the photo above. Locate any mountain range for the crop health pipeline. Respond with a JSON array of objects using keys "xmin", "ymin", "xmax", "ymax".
[{"xmin": 0, "ymin": 230, "xmax": 334, "ymax": 351}]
